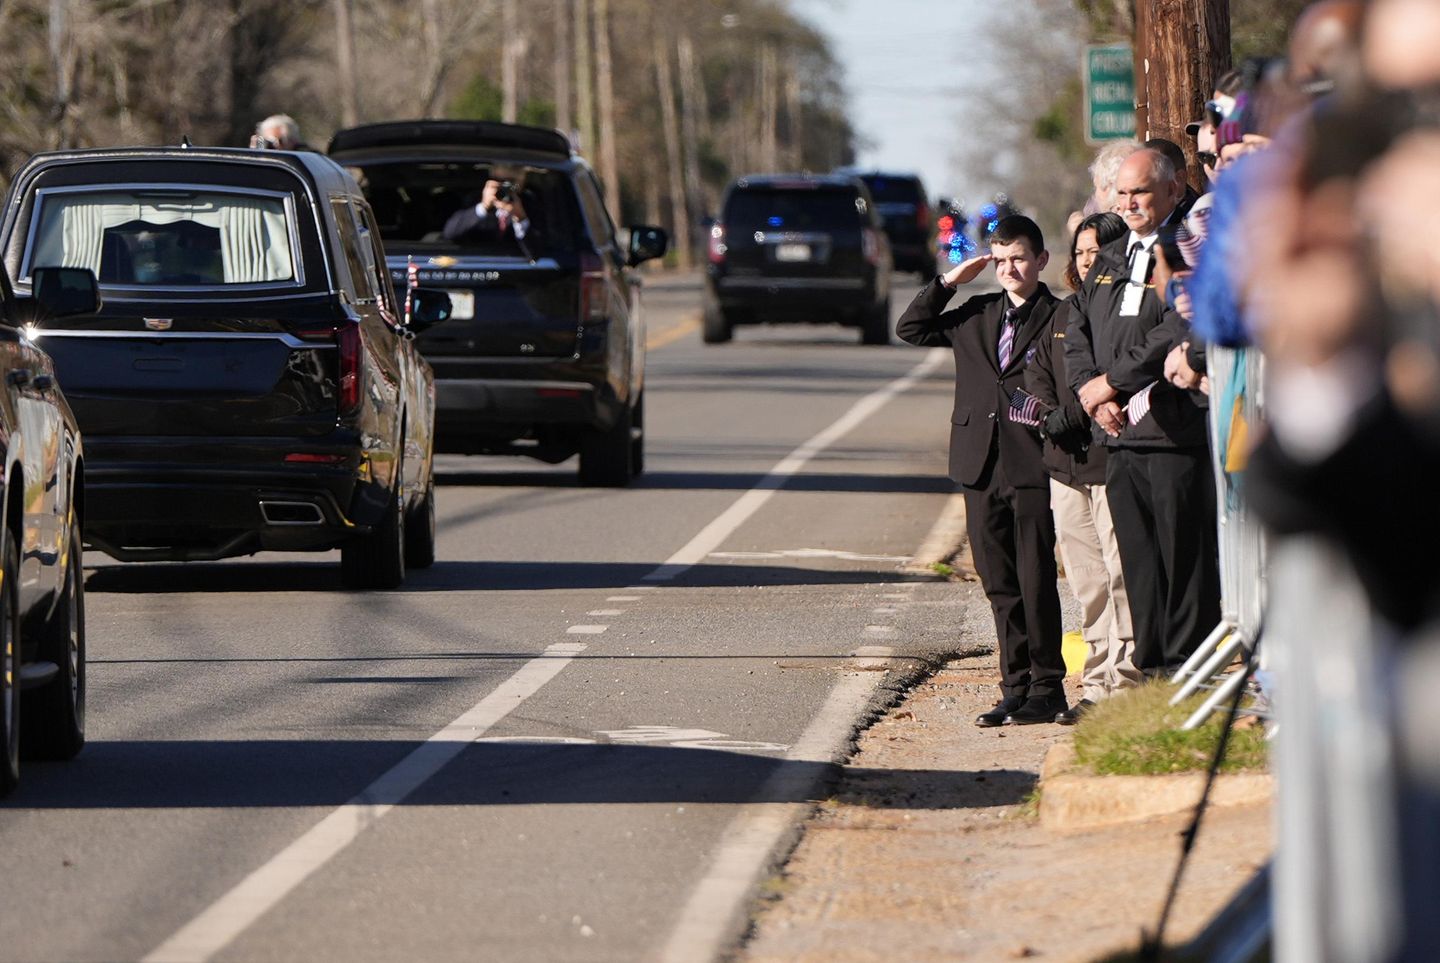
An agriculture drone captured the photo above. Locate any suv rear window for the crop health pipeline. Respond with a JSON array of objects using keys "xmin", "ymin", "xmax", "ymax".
[
  {"xmin": 344, "ymin": 162, "xmax": 581, "ymax": 256},
  {"xmin": 859, "ymin": 176, "xmax": 925, "ymax": 206},
  {"xmin": 725, "ymin": 188, "xmax": 867, "ymax": 233},
  {"xmin": 27, "ymin": 186, "xmax": 296, "ymax": 286}
]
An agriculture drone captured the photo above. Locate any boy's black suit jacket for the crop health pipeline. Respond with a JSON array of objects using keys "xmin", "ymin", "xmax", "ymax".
[{"xmin": 897, "ymin": 281, "xmax": 1058, "ymax": 488}]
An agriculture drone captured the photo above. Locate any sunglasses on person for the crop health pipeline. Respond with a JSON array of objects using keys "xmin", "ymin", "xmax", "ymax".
[{"xmin": 1197, "ymin": 151, "xmax": 1218, "ymax": 169}]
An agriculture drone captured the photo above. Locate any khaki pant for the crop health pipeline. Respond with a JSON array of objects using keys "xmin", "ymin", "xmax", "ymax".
[{"xmin": 1050, "ymin": 478, "xmax": 1141, "ymax": 702}]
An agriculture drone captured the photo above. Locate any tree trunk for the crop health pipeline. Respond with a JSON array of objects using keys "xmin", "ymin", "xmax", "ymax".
[
  {"xmin": 48, "ymin": 0, "xmax": 75, "ymax": 148},
  {"xmin": 574, "ymin": 0, "xmax": 594, "ymax": 155},
  {"xmin": 501, "ymin": 0, "xmax": 518, "ymax": 122},
  {"xmin": 554, "ymin": 0, "xmax": 572, "ymax": 138},
  {"xmin": 677, "ymin": 35, "xmax": 706, "ymax": 227},
  {"xmin": 758, "ymin": 45, "xmax": 778, "ymax": 172},
  {"xmin": 594, "ymin": 0, "xmax": 620, "ymax": 217},
  {"xmin": 1136, "ymin": 0, "xmax": 1231, "ymax": 186},
  {"xmin": 420, "ymin": 0, "xmax": 447, "ymax": 116},
  {"xmin": 332, "ymin": 0, "xmax": 359, "ymax": 126},
  {"xmin": 654, "ymin": 32, "xmax": 690, "ymax": 268}
]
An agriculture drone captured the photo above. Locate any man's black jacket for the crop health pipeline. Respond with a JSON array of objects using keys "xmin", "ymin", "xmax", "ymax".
[
  {"xmin": 1064, "ymin": 237, "xmax": 1207, "ymax": 449},
  {"xmin": 897, "ymin": 280, "xmax": 1058, "ymax": 488},
  {"xmin": 1025, "ymin": 297, "xmax": 1106, "ymax": 486}
]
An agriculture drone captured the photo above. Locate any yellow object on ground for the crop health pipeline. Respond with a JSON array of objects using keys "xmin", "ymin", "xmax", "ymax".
[{"xmin": 1062, "ymin": 631, "xmax": 1086, "ymax": 676}]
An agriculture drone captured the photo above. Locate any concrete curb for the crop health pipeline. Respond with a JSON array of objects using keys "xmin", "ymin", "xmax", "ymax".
[
  {"xmin": 1038, "ymin": 741, "xmax": 1272, "ymax": 832},
  {"xmin": 901, "ymin": 490, "xmax": 975, "ymax": 579}
]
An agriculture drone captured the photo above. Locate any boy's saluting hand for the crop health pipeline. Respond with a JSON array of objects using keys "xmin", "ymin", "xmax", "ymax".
[{"xmin": 941, "ymin": 253, "xmax": 994, "ymax": 288}]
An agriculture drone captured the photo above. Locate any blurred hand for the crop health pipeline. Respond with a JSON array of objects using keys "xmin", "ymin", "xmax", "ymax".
[
  {"xmin": 1165, "ymin": 342, "xmax": 1203, "ymax": 390},
  {"xmin": 1078, "ymin": 375, "xmax": 1117, "ymax": 414},
  {"xmin": 1093, "ymin": 401, "xmax": 1125, "ymax": 437}
]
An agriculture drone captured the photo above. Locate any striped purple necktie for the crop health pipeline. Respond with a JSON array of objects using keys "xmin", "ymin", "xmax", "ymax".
[{"xmin": 997, "ymin": 307, "xmax": 1018, "ymax": 369}]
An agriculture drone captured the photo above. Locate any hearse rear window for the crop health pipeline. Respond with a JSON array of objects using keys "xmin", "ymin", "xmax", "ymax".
[
  {"xmin": 27, "ymin": 187, "xmax": 297, "ymax": 286},
  {"xmin": 726, "ymin": 188, "xmax": 867, "ymax": 233}
]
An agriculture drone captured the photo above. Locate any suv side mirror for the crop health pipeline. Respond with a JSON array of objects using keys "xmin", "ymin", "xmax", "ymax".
[
  {"xmin": 28, "ymin": 267, "xmax": 101, "ymax": 322},
  {"xmin": 627, "ymin": 225, "xmax": 669, "ymax": 266},
  {"xmin": 406, "ymin": 287, "xmax": 452, "ymax": 333}
]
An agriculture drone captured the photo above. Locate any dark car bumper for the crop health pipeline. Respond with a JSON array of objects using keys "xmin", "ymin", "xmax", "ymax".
[
  {"xmin": 79, "ymin": 440, "xmax": 388, "ymax": 562},
  {"xmin": 431, "ymin": 377, "xmax": 607, "ymax": 455},
  {"xmin": 709, "ymin": 275, "xmax": 880, "ymax": 323}
]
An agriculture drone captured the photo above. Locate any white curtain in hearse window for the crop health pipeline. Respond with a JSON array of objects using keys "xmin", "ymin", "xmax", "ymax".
[{"xmin": 30, "ymin": 191, "xmax": 294, "ymax": 285}]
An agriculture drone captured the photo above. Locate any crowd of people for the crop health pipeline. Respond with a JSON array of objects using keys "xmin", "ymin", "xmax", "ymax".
[{"xmin": 899, "ymin": 0, "xmax": 1435, "ymax": 735}]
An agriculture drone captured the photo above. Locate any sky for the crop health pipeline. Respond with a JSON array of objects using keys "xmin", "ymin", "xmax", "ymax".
[{"xmin": 791, "ymin": 0, "xmax": 981, "ymax": 203}]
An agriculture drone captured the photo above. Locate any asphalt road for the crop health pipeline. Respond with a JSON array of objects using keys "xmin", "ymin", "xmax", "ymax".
[{"xmin": 0, "ymin": 273, "xmax": 976, "ymax": 963}]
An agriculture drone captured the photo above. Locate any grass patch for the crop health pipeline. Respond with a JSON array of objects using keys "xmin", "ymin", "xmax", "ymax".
[
  {"xmin": 1072, "ymin": 681, "xmax": 1268, "ymax": 776},
  {"xmin": 929, "ymin": 561, "xmax": 956, "ymax": 578}
]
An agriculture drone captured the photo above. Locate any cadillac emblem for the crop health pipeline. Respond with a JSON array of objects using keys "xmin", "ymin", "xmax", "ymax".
[
  {"xmin": 144, "ymin": 318, "xmax": 173, "ymax": 331},
  {"xmin": 428, "ymin": 256, "xmax": 458, "ymax": 268}
]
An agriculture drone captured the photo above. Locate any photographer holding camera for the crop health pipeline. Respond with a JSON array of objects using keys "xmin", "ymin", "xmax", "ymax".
[
  {"xmin": 249, "ymin": 114, "xmax": 306, "ymax": 151},
  {"xmin": 442, "ymin": 177, "xmax": 538, "ymax": 256}
]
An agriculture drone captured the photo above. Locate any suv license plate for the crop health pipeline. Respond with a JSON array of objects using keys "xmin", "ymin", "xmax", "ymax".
[
  {"xmin": 775, "ymin": 243, "xmax": 812, "ymax": 262},
  {"xmin": 445, "ymin": 290, "xmax": 475, "ymax": 321}
]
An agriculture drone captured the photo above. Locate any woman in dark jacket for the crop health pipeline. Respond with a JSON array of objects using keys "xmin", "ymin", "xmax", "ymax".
[{"xmin": 1024, "ymin": 212, "xmax": 1140, "ymax": 723}]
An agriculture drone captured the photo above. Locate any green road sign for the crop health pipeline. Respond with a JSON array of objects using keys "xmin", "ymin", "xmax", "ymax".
[{"xmin": 1085, "ymin": 44, "xmax": 1136, "ymax": 144}]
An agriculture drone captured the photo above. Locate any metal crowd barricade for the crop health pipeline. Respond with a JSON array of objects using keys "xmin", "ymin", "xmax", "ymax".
[{"xmin": 1170, "ymin": 343, "xmax": 1267, "ymax": 729}]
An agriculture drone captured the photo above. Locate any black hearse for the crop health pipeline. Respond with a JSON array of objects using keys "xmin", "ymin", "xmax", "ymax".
[
  {"xmin": 0, "ymin": 265, "xmax": 96, "ymax": 796},
  {"xmin": 328, "ymin": 121, "xmax": 667, "ymax": 486},
  {"xmin": 0, "ymin": 147, "xmax": 451, "ymax": 589}
]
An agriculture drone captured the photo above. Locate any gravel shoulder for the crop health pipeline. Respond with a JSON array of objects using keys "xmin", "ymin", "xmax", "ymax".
[{"xmin": 738, "ymin": 588, "xmax": 1272, "ymax": 962}]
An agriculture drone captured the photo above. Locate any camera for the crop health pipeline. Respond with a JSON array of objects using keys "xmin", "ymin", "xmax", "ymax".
[
  {"xmin": 249, "ymin": 134, "xmax": 280, "ymax": 150},
  {"xmin": 495, "ymin": 181, "xmax": 516, "ymax": 202}
]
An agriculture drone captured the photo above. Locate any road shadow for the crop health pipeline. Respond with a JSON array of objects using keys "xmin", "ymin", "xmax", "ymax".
[
  {"xmin": 83, "ymin": 558, "xmax": 923, "ymax": 594},
  {"xmin": 4, "ymin": 740, "xmax": 1034, "ymax": 811}
]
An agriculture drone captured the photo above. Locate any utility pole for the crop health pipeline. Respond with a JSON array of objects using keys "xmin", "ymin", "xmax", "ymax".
[
  {"xmin": 594, "ymin": 0, "xmax": 620, "ymax": 217},
  {"xmin": 332, "ymin": 0, "xmax": 360, "ymax": 127},
  {"xmin": 654, "ymin": 32, "xmax": 691, "ymax": 268},
  {"xmin": 1133, "ymin": 0, "xmax": 1230, "ymax": 179}
]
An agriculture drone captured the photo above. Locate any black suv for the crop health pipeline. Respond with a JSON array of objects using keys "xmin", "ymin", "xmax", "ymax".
[
  {"xmin": 703, "ymin": 174, "xmax": 892, "ymax": 345},
  {"xmin": 0, "ymin": 148, "xmax": 450, "ymax": 589},
  {"xmin": 839, "ymin": 170, "xmax": 934, "ymax": 281},
  {"xmin": 328, "ymin": 121, "xmax": 668, "ymax": 486}
]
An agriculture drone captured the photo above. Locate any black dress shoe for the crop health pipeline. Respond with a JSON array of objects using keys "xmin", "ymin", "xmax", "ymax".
[
  {"xmin": 1005, "ymin": 695, "xmax": 1068, "ymax": 725},
  {"xmin": 1055, "ymin": 699, "xmax": 1096, "ymax": 726},
  {"xmin": 975, "ymin": 695, "xmax": 1026, "ymax": 728}
]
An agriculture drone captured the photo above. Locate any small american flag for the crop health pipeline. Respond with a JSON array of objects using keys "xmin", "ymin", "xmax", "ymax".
[
  {"xmin": 403, "ymin": 256, "xmax": 419, "ymax": 326},
  {"xmin": 1007, "ymin": 388, "xmax": 1049, "ymax": 427},
  {"xmin": 1126, "ymin": 382, "xmax": 1156, "ymax": 424}
]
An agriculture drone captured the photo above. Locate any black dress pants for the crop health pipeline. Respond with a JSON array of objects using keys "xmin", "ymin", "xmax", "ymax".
[
  {"xmin": 1104, "ymin": 446, "xmax": 1221, "ymax": 670},
  {"xmin": 962, "ymin": 456, "xmax": 1064, "ymax": 700}
]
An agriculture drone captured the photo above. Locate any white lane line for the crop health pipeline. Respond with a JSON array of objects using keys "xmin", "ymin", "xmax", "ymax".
[
  {"xmin": 872, "ymin": 607, "xmax": 898, "ymax": 615},
  {"xmin": 566, "ymin": 624, "xmax": 609, "ymax": 635},
  {"xmin": 864, "ymin": 625, "xmax": 896, "ymax": 634},
  {"xmin": 587, "ymin": 609, "xmax": 624, "ymax": 616},
  {"xmin": 625, "ymin": 585, "xmax": 660, "ymax": 591},
  {"xmin": 658, "ymin": 648, "xmax": 895, "ymax": 963},
  {"xmin": 643, "ymin": 349, "xmax": 947, "ymax": 583},
  {"xmin": 606, "ymin": 595, "xmax": 642, "ymax": 602},
  {"xmin": 142, "ymin": 642, "xmax": 588, "ymax": 963}
]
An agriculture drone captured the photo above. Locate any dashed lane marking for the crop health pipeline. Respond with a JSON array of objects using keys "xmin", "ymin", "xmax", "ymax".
[
  {"xmin": 142, "ymin": 642, "xmax": 589, "ymax": 963},
  {"xmin": 587, "ymin": 609, "xmax": 624, "ymax": 616},
  {"xmin": 566, "ymin": 625, "xmax": 609, "ymax": 635}
]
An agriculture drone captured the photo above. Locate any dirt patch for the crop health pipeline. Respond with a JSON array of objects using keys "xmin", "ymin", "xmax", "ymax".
[{"xmin": 739, "ymin": 650, "xmax": 1272, "ymax": 962}]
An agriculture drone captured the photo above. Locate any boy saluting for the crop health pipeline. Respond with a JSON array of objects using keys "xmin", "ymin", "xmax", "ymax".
[{"xmin": 897, "ymin": 215, "xmax": 1068, "ymax": 726}]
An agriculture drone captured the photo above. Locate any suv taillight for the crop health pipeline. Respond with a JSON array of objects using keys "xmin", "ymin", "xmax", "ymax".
[
  {"xmin": 862, "ymin": 228, "xmax": 883, "ymax": 267},
  {"xmin": 337, "ymin": 322, "xmax": 363, "ymax": 412},
  {"xmin": 579, "ymin": 252, "xmax": 607, "ymax": 323},
  {"xmin": 707, "ymin": 222, "xmax": 727, "ymax": 264}
]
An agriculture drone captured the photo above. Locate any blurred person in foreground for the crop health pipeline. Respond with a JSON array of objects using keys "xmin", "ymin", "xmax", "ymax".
[
  {"xmin": 1240, "ymin": 0, "xmax": 1440, "ymax": 955},
  {"xmin": 1066, "ymin": 148, "xmax": 1220, "ymax": 674},
  {"xmin": 1024, "ymin": 211, "xmax": 1138, "ymax": 723},
  {"xmin": 898, "ymin": 216, "xmax": 1068, "ymax": 726}
]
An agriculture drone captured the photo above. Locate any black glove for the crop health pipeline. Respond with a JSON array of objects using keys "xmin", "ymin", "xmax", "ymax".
[{"xmin": 1043, "ymin": 404, "xmax": 1085, "ymax": 440}]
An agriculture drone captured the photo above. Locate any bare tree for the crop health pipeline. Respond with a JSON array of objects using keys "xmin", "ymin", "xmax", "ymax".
[
  {"xmin": 593, "ymin": 0, "xmax": 619, "ymax": 214},
  {"xmin": 653, "ymin": 32, "xmax": 689, "ymax": 268}
]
